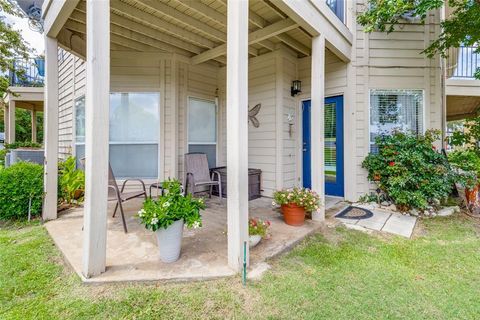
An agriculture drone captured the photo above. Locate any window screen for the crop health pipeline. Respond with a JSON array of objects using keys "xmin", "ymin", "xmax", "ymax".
[
  {"xmin": 188, "ymin": 97, "xmax": 217, "ymax": 168},
  {"xmin": 74, "ymin": 92, "xmax": 160, "ymax": 178},
  {"xmin": 370, "ymin": 89, "xmax": 423, "ymax": 152}
]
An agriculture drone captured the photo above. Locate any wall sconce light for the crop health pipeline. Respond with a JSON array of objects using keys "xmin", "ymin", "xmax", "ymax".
[{"xmin": 291, "ymin": 80, "xmax": 302, "ymax": 97}]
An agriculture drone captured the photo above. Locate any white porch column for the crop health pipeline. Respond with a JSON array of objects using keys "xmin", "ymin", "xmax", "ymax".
[
  {"xmin": 310, "ymin": 35, "xmax": 326, "ymax": 221},
  {"xmin": 82, "ymin": 0, "xmax": 110, "ymax": 278},
  {"xmin": 226, "ymin": 0, "xmax": 249, "ymax": 271},
  {"xmin": 4, "ymin": 104, "xmax": 9, "ymax": 143},
  {"xmin": 42, "ymin": 36, "xmax": 59, "ymax": 221},
  {"xmin": 7, "ymin": 100, "xmax": 15, "ymax": 143},
  {"xmin": 31, "ymin": 110, "xmax": 37, "ymax": 143}
]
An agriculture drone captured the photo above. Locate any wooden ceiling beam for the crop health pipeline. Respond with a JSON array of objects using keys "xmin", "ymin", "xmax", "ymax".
[
  {"xmin": 191, "ymin": 18, "xmax": 298, "ymax": 64},
  {"xmin": 135, "ymin": 0, "xmax": 226, "ymax": 42},
  {"xmin": 77, "ymin": 1, "xmax": 217, "ymax": 49},
  {"xmin": 69, "ymin": 9, "xmax": 200, "ymax": 55},
  {"xmin": 65, "ymin": 19, "xmax": 166, "ymax": 53},
  {"xmin": 65, "ymin": 17, "xmax": 227, "ymax": 64},
  {"xmin": 245, "ymin": 6, "xmax": 310, "ymax": 56},
  {"xmin": 178, "ymin": 0, "xmax": 275, "ymax": 52}
]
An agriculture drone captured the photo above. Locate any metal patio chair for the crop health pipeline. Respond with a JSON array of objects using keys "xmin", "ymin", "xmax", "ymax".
[
  {"xmin": 109, "ymin": 164, "xmax": 147, "ymax": 233},
  {"xmin": 184, "ymin": 153, "xmax": 222, "ymax": 202}
]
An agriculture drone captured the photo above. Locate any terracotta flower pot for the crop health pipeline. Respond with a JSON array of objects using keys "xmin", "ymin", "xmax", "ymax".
[
  {"xmin": 73, "ymin": 189, "xmax": 84, "ymax": 200},
  {"xmin": 465, "ymin": 185, "xmax": 479, "ymax": 206},
  {"xmin": 281, "ymin": 203, "xmax": 306, "ymax": 226}
]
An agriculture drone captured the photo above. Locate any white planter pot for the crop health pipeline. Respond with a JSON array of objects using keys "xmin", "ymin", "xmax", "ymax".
[
  {"xmin": 249, "ymin": 235, "xmax": 262, "ymax": 248},
  {"xmin": 155, "ymin": 219, "xmax": 184, "ymax": 263}
]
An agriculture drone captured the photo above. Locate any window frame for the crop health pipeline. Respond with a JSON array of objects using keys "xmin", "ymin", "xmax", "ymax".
[
  {"xmin": 368, "ymin": 88, "xmax": 425, "ymax": 152},
  {"xmin": 73, "ymin": 91, "xmax": 162, "ymax": 179},
  {"xmin": 186, "ymin": 96, "xmax": 218, "ymax": 168}
]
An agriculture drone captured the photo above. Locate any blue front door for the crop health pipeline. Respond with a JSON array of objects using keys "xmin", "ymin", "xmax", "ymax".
[{"xmin": 302, "ymin": 96, "xmax": 344, "ymax": 197}]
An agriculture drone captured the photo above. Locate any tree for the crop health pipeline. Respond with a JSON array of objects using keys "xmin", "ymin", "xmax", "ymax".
[
  {"xmin": 357, "ymin": 0, "xmax": 480, "ymax": 79},
  {"xmin": 0, "ymin": 0, "xmax": 31, "ymax": 97}
]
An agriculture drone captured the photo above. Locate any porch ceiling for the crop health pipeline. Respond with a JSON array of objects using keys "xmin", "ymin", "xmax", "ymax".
[
  {"xmin": 58, "ymin": 0, "xmax": 312, "ymax": 65},
  {"xmin": 447, "ymin": 95, "xmax": 480, "ymax": 121}
]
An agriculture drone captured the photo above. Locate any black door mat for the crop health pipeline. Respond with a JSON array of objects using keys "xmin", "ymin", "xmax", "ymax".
[{"xmin": 335, "ymin": 206, "xmax": 374, "ymax": 220}]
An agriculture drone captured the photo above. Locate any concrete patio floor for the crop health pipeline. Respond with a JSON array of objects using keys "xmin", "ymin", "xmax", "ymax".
[{"xmin": 45, "ymin": 196, "xmax": 330, "ymax": 283}]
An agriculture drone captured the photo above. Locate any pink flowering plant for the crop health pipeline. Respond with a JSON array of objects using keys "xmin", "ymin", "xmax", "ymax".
[
  {"xmin": 272, "ymin": 187, "xmax": 321, "ymax": 212},
  {"xmin": 137, "ymin": 179, "xmax": 205, "ymax": 231},
  {"xmin": 249, "ymin": 218, "xmax": 271, "ymax": 238}
]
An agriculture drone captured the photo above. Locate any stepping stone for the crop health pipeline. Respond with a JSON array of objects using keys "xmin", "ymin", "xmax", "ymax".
[
  {"xmin": 356, "ymin": 210, "xmax": 391, "ymax": 231},
  {"xmin": 381, "ymin": 213, "xmax": 417, "ymax": 238}
]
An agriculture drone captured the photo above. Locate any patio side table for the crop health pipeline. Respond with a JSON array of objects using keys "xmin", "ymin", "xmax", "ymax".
[{"xmin": 149, "ymin": 182, "xmax": 185, "ymax": 198}]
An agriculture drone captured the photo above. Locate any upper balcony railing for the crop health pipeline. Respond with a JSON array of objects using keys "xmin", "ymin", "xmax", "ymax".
[
  {"xmin": 447, "ymin": 45, "xmax": 479, "ymax": 79},
  {"xmin": 326, "ymin": 0, "xmax": 345, "ymax": 23},
  {"xmin": 8, "ymin": 58, "xmax": 45, "ymax": 87}
]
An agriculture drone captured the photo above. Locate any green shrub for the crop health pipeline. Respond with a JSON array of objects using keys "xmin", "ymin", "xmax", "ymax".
[
  {"xmin": 447, "ymin": 149, "xmax": 480, "ymax": 188},
  {"xmin": 362, "ymin": 130, "xmax": 456, "ymax": 211},
  {"xmin": 0, "ymin": 162, "xmax": 43, "ymax": 220},
  {"xmin": 58, "ymin": 156, "xmax": 85, "ymax": 204},
  {"xmin": 4, "ymin": 142, "xmax": 42, "ymax": 149}
]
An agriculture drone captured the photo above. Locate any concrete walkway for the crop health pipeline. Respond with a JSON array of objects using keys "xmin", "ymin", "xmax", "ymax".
[{"xmin": 336, "ymin": 208, "xmax": 417, "ymax": 238}]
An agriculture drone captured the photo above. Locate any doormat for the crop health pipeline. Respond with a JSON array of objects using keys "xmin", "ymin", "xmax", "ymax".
[{"xmin": 335, "ymin": 206, "xmax": 373, "ymax": 220}]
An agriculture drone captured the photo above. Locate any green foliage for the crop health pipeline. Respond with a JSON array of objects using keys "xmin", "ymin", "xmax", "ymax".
[
  {"xmin": 273, "ymin": 187, "xmax": 321, "ymax": 212},
  {"xmin": 448, "ymin": 116, "xmax": 480, "ymax": 151},
  {"xmin": 249, "ymin": 217, "xmax": 271, "ymax": 238},
  {"xmin": 362, "ymin": 130, "xmax": 455, "ymax": 210},
  {"xmin": 448, "ymin": 149, "xmax": 480, "ymax": 184},
  {"xmin": 0, "ymin": 109, "xmax": 44, "ymax": 144},
  {"xmin": 0, "ymin": 161, "xmax": 43, "ymax": 220},
  {"xmin": 447, "ymin": 116, "xmax": 480, "ymax": 188},
  {"xmin": 138, "ymin": 179, "xmax": 205, "ymax": 231},
  {"xmin": 4, "ymin": 141, "xmax": 42, "ymax": 149},
  {"xmin": 357, "ymin": 0, "xmax": 480, "ymax": 79},
  {"xmin": 0, "ymin": 0, "xmax": 32, "ymax": 97},
  {"xmin": 58, "ymin": 156, "xmax": 85, "ymax": 205}
]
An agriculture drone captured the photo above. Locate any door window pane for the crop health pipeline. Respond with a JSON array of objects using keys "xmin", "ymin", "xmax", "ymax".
[
  {"xmin": 370, "ymin": 89, "xmax": 423, "ymax": 152},
  {"xmin": 325, "ymin": 102, "xmax": 337, "ymax": 183},
  {"xmin": 188, "ymin": 98, "xmax": 217, "ymax": 168}
]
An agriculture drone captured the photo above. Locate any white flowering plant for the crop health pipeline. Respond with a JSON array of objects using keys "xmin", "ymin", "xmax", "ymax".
[
  {"xmin": 272, "ymin": 187, "xmax": 321, "ymax": 212},
  {"xmin": 137, "ymin": 179, "xmax": 205, "ymax": 231}
]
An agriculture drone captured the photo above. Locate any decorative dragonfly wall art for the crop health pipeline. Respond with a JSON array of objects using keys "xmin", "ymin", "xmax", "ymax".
[{"xmin": 248, "ymin": 103, "xmax": 261, "ymax": 128}]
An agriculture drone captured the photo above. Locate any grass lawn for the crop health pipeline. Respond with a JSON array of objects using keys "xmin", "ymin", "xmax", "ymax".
[{"xmin": 1, "ymin": 214, "xmax": 480, "ymax": 319}]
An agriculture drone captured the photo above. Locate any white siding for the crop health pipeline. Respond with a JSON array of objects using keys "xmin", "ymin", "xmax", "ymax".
[
  {"xmin": 351, "ymin": 2, "xmax": 441, "ymax": 200},
  {"xmin": 58, "ymin": 49, "xmax": 84, "ymax": 159},
  {"xmin": 55, "ymin": 7, "xmax": 442, "ymax": 201}
]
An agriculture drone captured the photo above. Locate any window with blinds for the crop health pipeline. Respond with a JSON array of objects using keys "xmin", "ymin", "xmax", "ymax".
[{"xmin": 370, "ymin": 89, "xmax": 423, "ymax": 152}]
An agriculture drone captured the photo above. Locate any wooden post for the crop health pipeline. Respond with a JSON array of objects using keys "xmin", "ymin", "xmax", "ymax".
[
  {"xmin": 31, "ymin": 110, "xmax": 37, "ymax": 143},
  {"xmin": 310, "ymin": 35, "xmax": 326, "ymax": 221},
  {"xmin": 82, "ymin": 0, "xmax": 110, "ymax": 278},
  {"xmin": 42, "ymin": 36, "xmax": 59, "ymax": 221},
  {"xmin": 7, "ymin": 100, "xmax": 15, "ymax": 143},
  {"xmin": 226, "ymin": 0, "xmax": 249, "ymax": 271}
]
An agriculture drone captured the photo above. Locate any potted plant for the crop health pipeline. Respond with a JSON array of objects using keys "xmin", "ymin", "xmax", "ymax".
[
  {"xmin": 249, "ymin": 217, "xmax": 271, "ymax": 248},
  {"xmin": 273, "ymin": 187, "xmax": 321, "ymax": 226},
  {"xmin": 137, "ymin": 179, "xmax": 205, "ymax": 263}
]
